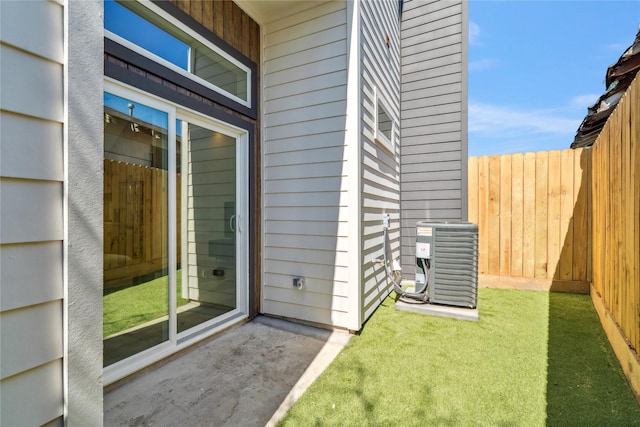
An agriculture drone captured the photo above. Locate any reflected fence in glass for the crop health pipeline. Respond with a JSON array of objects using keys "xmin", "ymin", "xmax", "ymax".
[
  {"xmin": 103, "ymin": 93, "xmax": 239, "ymax": 367},
  {"xmin": 103, "ymin": 93, "xmax": 170, "ymax": 367}
]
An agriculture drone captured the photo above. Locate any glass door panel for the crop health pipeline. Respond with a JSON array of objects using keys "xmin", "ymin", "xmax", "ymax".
[
  {"xmin": 103, "ymin": 92, "xmax": 170, "ymax": 367},
  {"xmin": 177, "ymin": 121, "xmax": 237, "ymax": 334},
  {"xmin": 102, "ymin": 84, "xmax": 247, "ymax": 375}
]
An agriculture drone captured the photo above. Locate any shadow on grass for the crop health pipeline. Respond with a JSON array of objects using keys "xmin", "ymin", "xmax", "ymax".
[
  {"xmin": 546, "ymin": 149, "xmax": 639, "ymax": 423},
  {"xmin": 546, "ymin": 292, "xmax": 640, "ymax": 425},
  {"xmin": 277, "ymin": 287, "xmax": 640, "ymax": 426}
]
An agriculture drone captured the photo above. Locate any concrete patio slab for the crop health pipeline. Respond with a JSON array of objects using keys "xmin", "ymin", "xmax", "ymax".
[{"xmin": 104, "ymin": 316, "xmax": 351, "ymax": 427}]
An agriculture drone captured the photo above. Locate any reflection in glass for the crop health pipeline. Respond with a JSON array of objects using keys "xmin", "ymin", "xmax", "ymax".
[
  {"xmin": 177, "ymin": 122, "xmax": 237, "ymax": 334},
  {"xmin": 102, "ymin": 93, "xmax": 240, "ymax": 366},
  {"xmin": 103, "ymin": 93, "xmax": 169, "ymax": 367},
  {"xmin": 105, "ymin": 0, "xmax": 248, "ymax": 101},
  {"xmin": 378, "ymin": 100, "xmax": 393, "ymax": 141}
]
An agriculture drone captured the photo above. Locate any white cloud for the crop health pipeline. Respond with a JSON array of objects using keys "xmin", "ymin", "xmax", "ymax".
[
  {"xmin": 469, "ymin": 21, "xmax": 481, "ymax": 45},
  {"xmin": 469, "ymin": 102, "xmax": 580, "ymax": 138},
  {"xmin": 468, "ymin": 103, "xmax": 583, "ymax": 155},
  {"xmin": 570, "ymin": 93, "xmax": 600, "ymax": 109},
  {"xmin": 469, "ymin": 58, "xmax": 499, "ymax": 72},
  {"xmin": 605, "ymin": 42, "xmax": 628, "ymax": 53}
]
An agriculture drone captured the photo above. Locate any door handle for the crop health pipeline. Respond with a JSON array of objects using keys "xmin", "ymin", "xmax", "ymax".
[{"xmin": 229, "ymin": 214, "xmax": 236, "ymax": 233}]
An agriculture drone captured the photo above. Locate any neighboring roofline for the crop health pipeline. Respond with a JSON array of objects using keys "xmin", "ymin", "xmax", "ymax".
[{"xmin": 571, "ymin": 27, "xmax": 640, "ymax": 149}]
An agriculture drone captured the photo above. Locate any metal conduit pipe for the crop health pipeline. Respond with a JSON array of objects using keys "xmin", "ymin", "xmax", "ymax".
[{"xmin": 382, "ymin": 219, "xmax": 430, "ymax": 304}]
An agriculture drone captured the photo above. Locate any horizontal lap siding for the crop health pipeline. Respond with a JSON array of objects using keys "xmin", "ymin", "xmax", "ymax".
[
  {"xmin": 262, "ymin": 2, "xmax": 351, "ymax": 328},
  {"xmin": 400, "ymin": 0, "xmax": 466, "ymax": 274},
  {"xmin": 0, "ymin": 1, "xmax": 65, "ymax": 425},
  {"xmin": 360, "ymin": 0, "xmax": 401, "ymax": 322}
]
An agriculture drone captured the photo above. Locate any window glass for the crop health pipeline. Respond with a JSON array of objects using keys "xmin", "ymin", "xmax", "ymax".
[
  {"xmin": 103, "ymin": 88, "xmax": 246, "ymax": 372},
  {"xmin": 377, "ymin": 100, "xmax": 393, "ymax": 142},
  {"xmin": 177, "ymin": 121, "xmax": 237, "ymax": 334},
  {"xmin": 104, "ymin": 0, "xmax": 189, "ymax": 69},
  {"xmin": 105, "ymin": 0, "xmax": 248, "ymax": 102},
  {"xmin": 103, "ymin": 92, "xmax": 170, "ymax": 367}
]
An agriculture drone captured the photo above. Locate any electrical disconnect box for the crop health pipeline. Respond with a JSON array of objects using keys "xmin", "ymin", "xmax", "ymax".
[{"xmin": 415, "ymin": 221, "xmax": 478, "ymax": 308}]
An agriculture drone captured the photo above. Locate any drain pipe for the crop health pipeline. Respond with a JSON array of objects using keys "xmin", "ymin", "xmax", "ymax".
[{"xmin": 380, "ymin": 214, "xmax": 430, "ymax": 303}]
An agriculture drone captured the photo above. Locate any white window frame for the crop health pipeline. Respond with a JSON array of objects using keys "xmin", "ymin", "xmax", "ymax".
[
  {"xmin": 374, "ymin": 87, "xmax": 396, "ymax": 154},
  {"xmin": 105, "ymin": 0, "xmax": 252, "ymax": 108},
  {"xmin": 103, "ymin": 78, "xmax": 249, "ymax": 385}
]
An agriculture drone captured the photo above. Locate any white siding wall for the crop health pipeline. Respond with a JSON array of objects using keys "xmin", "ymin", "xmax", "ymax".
[
  {"xmin": 360, "ymin": 0, "xmax": 401, "ymax": 321},
  {"xmin": 262, "ymin": 2, "xmax": 354, "ymax": 328},
  {"xmin": 0, "ymin": 1, "xmax": 65, "ymax": 425},
  {"xmin": 400, "ymin": 0, "xmax": 467, "ymax": 275}
]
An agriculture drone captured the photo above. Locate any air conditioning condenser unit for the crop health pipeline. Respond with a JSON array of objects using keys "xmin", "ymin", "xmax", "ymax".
[{"xmin": 415, "ymin": 221, "xmax": 478, "ymax": 308}]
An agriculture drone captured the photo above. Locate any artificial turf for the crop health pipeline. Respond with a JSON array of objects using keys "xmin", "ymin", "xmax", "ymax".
[{"xmin": 278, "ymin": 288, "xmax": 640, "ymax": 426}]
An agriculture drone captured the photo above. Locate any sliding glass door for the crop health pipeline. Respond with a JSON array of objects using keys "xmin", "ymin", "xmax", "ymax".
[
  {"xmin": 177, "ymin": 122, "xmax": 238, "ymax": 333},
  {"xmin": 103, "ymin": 84, "xmax": 247, "ymax": 369}
]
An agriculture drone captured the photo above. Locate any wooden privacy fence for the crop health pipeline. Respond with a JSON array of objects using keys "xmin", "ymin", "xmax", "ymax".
[
  {"xmin": 468, "ymin": 74, "xmax": 639, "ymax": 399},
  {"xmin": 589, "ymin": 75, "xmax": 639, "ymax": 395},
  {"xmin": 104, "ymin": 159, "xmax": 181, "ymax": 287},
  {"xmin": 468, "ymin": 148, "xmax": 591, "ymax": 289}
]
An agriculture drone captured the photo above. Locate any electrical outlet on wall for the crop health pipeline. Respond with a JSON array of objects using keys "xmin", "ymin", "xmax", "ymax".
[
  {"xmin": 293, "ymin": 276, "xmax": 304, "ymax": 289},
  {"xmin": 201, "ymin": 268, "xmax": 224, "ymax": 278}
]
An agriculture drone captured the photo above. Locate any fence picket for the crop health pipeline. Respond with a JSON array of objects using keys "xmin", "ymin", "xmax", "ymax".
[
  {"xmin": 534, "ymin": 151, "xmax": 549, "ymax": 278},
  {"xmin": 547, "ymin": 150, "xmax": 561, "ymax": 279},
  {"xmin": 522, "ymin": 153, "xmax": 536, "ymax": 277},
  {"xmin": 633, "ymin": 80, "xmax": 640, "ymax": 352},
  {"xmin": 572, "ymin": 149, "xmax": 588, "ymax": 282},
  {"xmin": 104, "ymin": 160, "xmax": 181, "ymax": 287},
  {"xmin": 499, "ymin": 155, "xmax": 512, "ymax": 276},
  {"xmin": 511, "ymin": 153, "xmax": 524, "ymax": 276},
  {"xmin": 478, "ymin": 157, "xmax": 489, "ymax": 274},
  {"xmin": 559, "ymin": 149, "xmax": 575, "ymax": 280},
  {"xmin": 488, "ymin": 155, "xmax": 501, "ymax": 275}
]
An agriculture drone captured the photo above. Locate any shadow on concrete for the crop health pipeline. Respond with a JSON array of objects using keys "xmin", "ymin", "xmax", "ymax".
[{"xmin": 104, "ymin": 316, "xmax": 350, "ymax": 427}]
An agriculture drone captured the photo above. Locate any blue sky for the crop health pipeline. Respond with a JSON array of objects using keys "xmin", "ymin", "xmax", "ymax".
[
  {"xmin": 105, "ymin": 0, "xmax": 189, "ymax": 69},
  {"xmin": 468, "ymin": 1, "xmax": 640, "ymax": 156}
]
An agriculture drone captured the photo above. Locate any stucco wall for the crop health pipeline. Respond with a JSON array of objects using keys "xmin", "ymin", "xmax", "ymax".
[{"xmin": 66, "ymin": 0, "xmax": 105, "ymax": 424}]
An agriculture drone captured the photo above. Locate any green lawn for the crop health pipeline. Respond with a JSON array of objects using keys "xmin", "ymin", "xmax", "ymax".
[
  {"xmin": 103, "ymin": 272, "xmax": 189, "ymax": 337},
  {"xmin": 278, "ymin": 288, "xmax": 640, "ymax": 426}
]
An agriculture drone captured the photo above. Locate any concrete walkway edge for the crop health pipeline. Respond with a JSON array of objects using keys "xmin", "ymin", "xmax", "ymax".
[{"xmin": 263, "ymin": 321, "xmax": 351, "ymax": 426}]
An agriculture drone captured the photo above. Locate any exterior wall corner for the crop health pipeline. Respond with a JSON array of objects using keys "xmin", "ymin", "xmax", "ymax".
[{"xmin": 65, "ymin": 0, "xmax": 105, "ymax": 424}]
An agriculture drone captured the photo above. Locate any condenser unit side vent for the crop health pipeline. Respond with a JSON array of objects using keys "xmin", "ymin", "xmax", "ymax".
[{"xmin": 416, "ymin": 221, "xmax": 478, "ymax": 308}]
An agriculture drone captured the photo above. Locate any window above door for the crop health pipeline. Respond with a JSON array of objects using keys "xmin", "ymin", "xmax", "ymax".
[{"xmin": 104, "ymin": 0, "xmax": 257, "ymax": 118}]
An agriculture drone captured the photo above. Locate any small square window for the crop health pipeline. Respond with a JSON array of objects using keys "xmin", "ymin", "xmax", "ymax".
[{"xmin": 375, "ymin": 90, "xmax": 395, "ymax": 153}]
